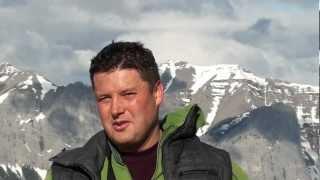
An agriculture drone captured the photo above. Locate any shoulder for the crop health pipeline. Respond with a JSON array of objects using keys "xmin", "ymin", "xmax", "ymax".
[
  {"xmin": 183, "ymin": 136, "xmax": 231, "ymax": 164},
  {"xmin": 50, "ymin": 130, "xmax": 106, "ymax": 163},
  {"xmin": 171, "ymin": 137, "xmax": 232, "ymax": 179},
  {"xmin": 47, "ymin": 131, "xmax": 108, "ymax": 180},
  {"xmin": 177, "ymin": 137, "xmax": 232, "ymax": 175},
  {"xmin": 183, "ymin": 139, "xmax": 248, "ymax": 180}
]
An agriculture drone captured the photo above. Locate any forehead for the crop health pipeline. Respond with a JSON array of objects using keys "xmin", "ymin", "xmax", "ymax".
[
  {"xmin": 93, "ymin": 69, "xmax": 148, "ymax": 91},
  {"xmin": 94, "ymin": 68, "xmax": 142, "ymax": 81}
]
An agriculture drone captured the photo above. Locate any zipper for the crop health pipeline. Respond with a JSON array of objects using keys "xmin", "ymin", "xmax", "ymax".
[
  {"xmin": 161, "ymin": 105, "xmax": 200, "ymax": 179},
  {"xmin": 179, "ymin": 169, "xmax": 218, "ymax": 176}
]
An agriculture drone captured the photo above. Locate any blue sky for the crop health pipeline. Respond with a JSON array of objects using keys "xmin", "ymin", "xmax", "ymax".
[{"xmin": 0, "ymin": 0, "xmax": 318, "ymax": 86}]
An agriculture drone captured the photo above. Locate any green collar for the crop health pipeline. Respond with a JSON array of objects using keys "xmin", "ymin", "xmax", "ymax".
[{"xmin": 109, "ymin": 104, "xmax": 205, "ymax": 164}]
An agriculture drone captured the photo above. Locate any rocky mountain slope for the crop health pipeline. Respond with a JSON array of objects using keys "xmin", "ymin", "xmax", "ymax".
[
  {"xmin": 202, "ymin": 103, "xmax": 315, "ymax": 180},
  {"xmin": 0, "ymin": 63, "xmax": 101, "ymax": 179}
]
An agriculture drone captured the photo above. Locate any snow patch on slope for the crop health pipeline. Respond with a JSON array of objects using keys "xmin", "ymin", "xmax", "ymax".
[
  {"xmin": 19, "ymin": 113, "xmax": 45, "ymax": 125},
  {"xmin": 296, "ymin": 106, "xmax": 304, "ymax": 125},
  {"xmin": 163, "ymin": 61, "xmax": 177, "ymax": 92},
  {"xmin": 301, "ymin": 141, "xmax": 319, "ymax": 162},
  {"xmin": 233, "ymin": 68, "xmax": 267, "ymax": 86},
  {"xmin": 190, "ymin": 64, "xmax": 267, "ymax": 95},
  {"xmin": 0, "ymin": 164, "xmax": 8, "ymax": 172},
  {"xmin": 229, "ymin": 82, "xmax": 242, "ymax": 95},
  {"xmin": 0, "ymin": 88, "xmax": 14, "ymax": 104},
  {"xmin": 24, "ymin": 143, "xmax": 32, "ymax": 152},
  {"xmin": 158, "ymin": 62, "xmax": 169, "ymax": 75},
  {"xmin": 311, "ymin": 106, "xmax": 319, "ymax": 123},
  {"xmin": 19, "ymin": 118, "xmax": 32, "ymax": 125},
  {"xmin": 215, "ymin": 111, "xmax": 250, "ymax": 135},
  {"xmin": 0, "ymin": 91, "xmax": 10, "ymax": 104},
  {"xmin": 0, "ymin": 75, "xmax": 9, "ymax": 82},
  {"xmin": 35, "ymin": 112, "xmax": 46, "ymax": 122},
  {"xmin": 18, "ymin": 76, "xmax": 34, "ymax": 90},
  {"xmin": 7, "ymin": 164, "xmax": 23, "ymax": 177},
  {"xmin": 276, "ymin": 82, "xmax": 319, "ymax": 94},
  {"xmin": 34, "ymin": 167, "xmax": 47, "ymax": 180},
  {"xmin": 36, "ymin": 74, "xmax": 57, "ymax": 100},
  {"xmin": 296, "ymin": 106, "xmax": 319, "ymax": 125},
  {"xmin": 0, "ymin": 63, "xmax": 20, "ymax": 75},
  {"xmin": 0, "ymin": 163, "xmax": 47, "ymax": 180},
  {"xmin": 197, "ymin": 80, "xmax": 230, "ymax": 135},
  {"xmin": 198, "ymin": 96, "xmax": 222, "ymax": 136},
  {"xmin": 190, "ymin": 65, "xmax": 220, "ymax": 95},
  {"xmin": 46, "ymin": 149, "xmax": 52, "ymax": 153}
]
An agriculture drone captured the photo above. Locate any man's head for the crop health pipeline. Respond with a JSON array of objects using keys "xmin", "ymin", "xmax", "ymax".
[
  {"xmin": 90, "ymin": 42, "xmax": 164, "ymax": 152},
  {"xmin": 90, "ymin": 42, "xmax": 160, "ymax": 91}
]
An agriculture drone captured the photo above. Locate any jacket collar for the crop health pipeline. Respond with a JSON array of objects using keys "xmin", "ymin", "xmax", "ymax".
[
  {"xmin": 160, "ymin": 104, "xmax": 205, "ymax": 141},
  {"xmin": 105, "ymin": 104, "xmax": 206, "ymax": 165}
]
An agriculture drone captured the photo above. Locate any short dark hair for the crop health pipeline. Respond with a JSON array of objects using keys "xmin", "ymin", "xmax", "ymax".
[{"xmin": 89, "ymin": 41, "xmax": 160, "ymax": 90}]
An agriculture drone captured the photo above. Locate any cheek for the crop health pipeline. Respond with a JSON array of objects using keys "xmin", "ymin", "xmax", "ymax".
[
  {"xmin": 97, "ymin": 104, "xmax": 111, "ymax": 123},
  {"xmin": 135, "ymin": 93, "xmax": 155, "ymax": 107},
  {"xmin": 133, "ymin": 97, "xmax": 157, "ymax": 120},
  {"xmin": 129, "ymin": 99, "xmax": 149, "ymax": 116}
]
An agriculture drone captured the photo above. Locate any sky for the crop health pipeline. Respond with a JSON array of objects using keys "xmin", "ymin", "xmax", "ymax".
[{"xmin": 0, "ymin": 0, "xmax": 318, "ymax": 86}]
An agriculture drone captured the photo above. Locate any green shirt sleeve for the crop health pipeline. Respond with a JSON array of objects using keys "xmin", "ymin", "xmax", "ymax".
[
  {"xmin": 232, "ymin": 162, "xmax": 249, "ymax": 180},
  {"xmin": 44, "ymin": 168, "xmax": 52, "ymax": 180}
]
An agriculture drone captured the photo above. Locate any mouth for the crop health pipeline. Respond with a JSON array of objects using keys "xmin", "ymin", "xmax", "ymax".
[{"xmin": 112, "ymin": 121, "xmax": 130, "ymax": 131}]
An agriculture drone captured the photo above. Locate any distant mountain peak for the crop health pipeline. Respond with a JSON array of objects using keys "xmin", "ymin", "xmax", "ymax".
[
  {"xmin": 159, "ymin": 61, "xmax": 268, "ymax": 95},
  {"xmin": 159, "ymin": 61, "xmax": 319, "ymax": 94},
  {"xmin": 0, "ymin": 63, "xmax": 58, "ymax": 102},
  {"xmin": 159, "ymin": 60, "xmax": 319, "ymax": 138},
  {"xmin": 0, "ymin": 62, "xmax": 21, "ymax": 75}
]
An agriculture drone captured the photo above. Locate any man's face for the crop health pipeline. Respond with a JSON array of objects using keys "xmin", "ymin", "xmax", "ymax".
[{"xmin": 93, "ymin": 69, "xmax": 163, "ymax": 152}]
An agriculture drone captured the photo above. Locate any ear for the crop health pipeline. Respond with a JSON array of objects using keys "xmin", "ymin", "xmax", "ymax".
[{"xmin": 153, "ymin": 80, "xmax": 164, "ymax": 106}]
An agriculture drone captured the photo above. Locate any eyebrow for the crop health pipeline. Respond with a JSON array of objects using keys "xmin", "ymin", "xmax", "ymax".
[
  {"xmin": 95, "ymin": 87, "xmax": 137, "ymax": 97},
  {"xmin": 121, "ymin": 88, "xmax": 136, "ymax": 92}
]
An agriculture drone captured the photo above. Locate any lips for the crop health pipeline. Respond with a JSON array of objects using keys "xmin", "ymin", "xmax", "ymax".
[{"xmin": 112, "ymin": 121, "xmax": 130, "ymax": 131}]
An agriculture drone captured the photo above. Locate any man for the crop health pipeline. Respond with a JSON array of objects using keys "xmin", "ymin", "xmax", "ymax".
[{"xmin": 45, "ymin": 41, "xmax": 246, "ymax": 180}]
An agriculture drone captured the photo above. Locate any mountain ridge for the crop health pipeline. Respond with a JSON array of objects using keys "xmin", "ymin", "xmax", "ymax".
[{"xmin": 0, "ymin": 62, "xmax": 319, "ymax": 180}]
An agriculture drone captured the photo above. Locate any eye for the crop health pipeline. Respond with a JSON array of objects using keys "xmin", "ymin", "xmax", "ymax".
[
  {"xmin": 125, "ymin": 92, "xmax": 136, "ymax": 96},
  {"xmin": 122, "ymin": 91, "xmax": 136, "ymax": 99},
  {"xmin": 97, "ymin": 96, "xmax": 111, "ymax": 103}
]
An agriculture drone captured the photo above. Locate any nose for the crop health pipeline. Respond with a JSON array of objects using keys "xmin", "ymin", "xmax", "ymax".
[{"xmin": 111, "ymin": 96, "xmax": 124, "ymax": 119}]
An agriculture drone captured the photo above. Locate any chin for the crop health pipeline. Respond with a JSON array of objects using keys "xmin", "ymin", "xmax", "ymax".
[
  {"xmin": 112, "ymin": 137, "xmax": 135, "ymax": 146},
  {"xmin": 113, "ymin": 138, "xmax": 142, "ymax": 151}
]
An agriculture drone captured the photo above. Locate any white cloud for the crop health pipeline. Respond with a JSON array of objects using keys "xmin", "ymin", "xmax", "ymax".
[
  {"xmin": 0, "ymin": 0, "xmax": 317, "ymax": 85},
  {"xmin": 73, "ymin": 49, "xmax": 97, "ymax": 69}
]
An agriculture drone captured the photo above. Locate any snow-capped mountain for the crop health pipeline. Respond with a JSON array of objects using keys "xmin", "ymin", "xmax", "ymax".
[
  {"xmin": 0, "ymin": 63, "xmax": 101, "ymax": 179},
  {"xmin": 0, "ymin": 62, "xmax": 319, "ymax": 180},
  {"xmin": 0, "ymin": 63, "xmax": 57, "ymax": 103},
  {"xmin": 160, "ymin": 61, "xmax": 318, "ymax": 131}
]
